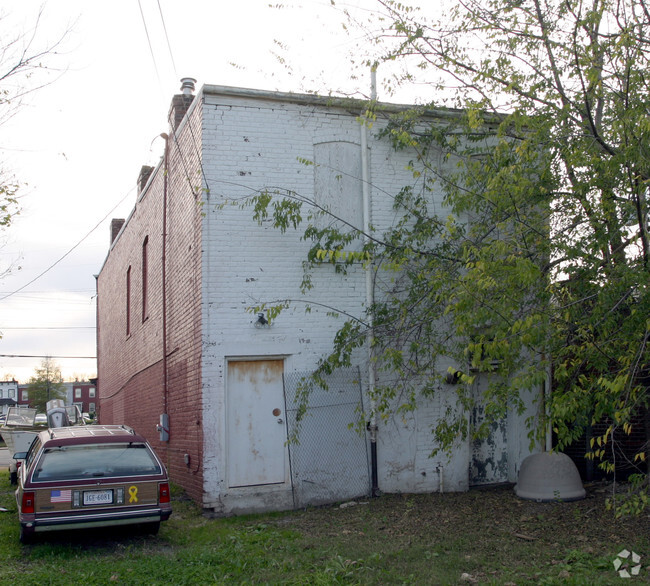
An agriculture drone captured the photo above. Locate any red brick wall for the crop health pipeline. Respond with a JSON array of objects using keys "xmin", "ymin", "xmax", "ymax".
[{"xmin": 97, "ymin": 100, "xmax": 204, "ymax": 503}]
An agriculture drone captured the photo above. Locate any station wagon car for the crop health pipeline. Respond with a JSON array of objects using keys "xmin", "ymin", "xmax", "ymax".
[{"xmin": 15, "ymin": 425, "xmax": 171, "ymax": 543}]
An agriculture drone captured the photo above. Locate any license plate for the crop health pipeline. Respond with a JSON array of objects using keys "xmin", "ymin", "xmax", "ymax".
[{"xmin": 83, "ymin": 490, "xmax": 113, "ymax": 505}]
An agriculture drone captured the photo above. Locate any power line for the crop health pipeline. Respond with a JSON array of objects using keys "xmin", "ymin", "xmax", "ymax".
[
  {"xmin": 0, "ymin": 186, "xmax": 135, "ymax": 302},
  {"xmin": 137, "ymin": 0, "xmax": 162, "ymax": 84},
  {"xmin": 0, "ymin": 354, "xmax": 96, "ymax": 359},
  {"xmin": 0, "ymin": 299, "xmax": 95, "ymax": 307},
  {"xmin": 175, "ymin": 105, "xmax": 211, "ymax": 195},
  {"xmin": 139, "ymin": 1, "xmax": 204, "ymax": 197},
  {"xmin": 0, "ymin": 327, "xmax": 95, "ymax": 330},
  {"xmin": 156, "ymin": 0, "xmax": 177, "ymax": 78},
  {"xmin": 0, "ymin": 290, "xmax": 95, "ymax": 295}
]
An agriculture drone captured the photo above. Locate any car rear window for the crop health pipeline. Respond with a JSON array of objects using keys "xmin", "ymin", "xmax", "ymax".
[{"xmin": 32, "ymin": 443, "xmax": 162, "ymax": 481}]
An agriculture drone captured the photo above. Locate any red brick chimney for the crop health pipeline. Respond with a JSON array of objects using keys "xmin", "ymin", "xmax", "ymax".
[
  {"xmin": 138, "ymin": 165, "xmax": 154, "ymax": 194},
  {"xmin": 168, "ymin": 77, "xmax": 196, "ymax": 132},
  {"xmin": 110, "ymin": 218, "xmax": 125, "ymax": 244}
]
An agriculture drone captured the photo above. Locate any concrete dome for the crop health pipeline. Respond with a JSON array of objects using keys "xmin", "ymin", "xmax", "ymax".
[{"xmin": 515, "ymin": 452, "xmax": 586, "ymax": 502}]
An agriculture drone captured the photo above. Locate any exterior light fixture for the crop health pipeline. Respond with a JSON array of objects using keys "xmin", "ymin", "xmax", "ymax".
[{"xmin": 255, "ymin": 313, "xmax": 269, "ymax": 328}]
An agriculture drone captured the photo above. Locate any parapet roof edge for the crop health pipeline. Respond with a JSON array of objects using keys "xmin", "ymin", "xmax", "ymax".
[{"xmin": 200, "ymin": 84, "xmax": 478, "ymax": 120}]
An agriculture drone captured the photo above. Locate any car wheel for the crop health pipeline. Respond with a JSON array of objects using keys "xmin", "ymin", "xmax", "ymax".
[
  {"xmin": 140, "ymin": 521, "xmax": 160, "ymax": 535},
  {"xmin": 19, "ymin": 525, "xmax": 32, "ymax": 545}
]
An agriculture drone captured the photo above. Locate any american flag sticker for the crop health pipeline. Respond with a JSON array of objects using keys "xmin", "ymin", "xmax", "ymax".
[{"xmin": 50, "ymin": 489, "xmax": 72, "ymax": 503}]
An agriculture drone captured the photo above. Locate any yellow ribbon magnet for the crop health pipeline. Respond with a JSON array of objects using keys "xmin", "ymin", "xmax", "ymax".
[{"xmin": 128, "ymin": 486, "xmax": 139, "ymax": 503}]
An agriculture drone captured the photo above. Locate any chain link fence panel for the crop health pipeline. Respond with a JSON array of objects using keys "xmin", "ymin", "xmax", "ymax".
[{"xmin": 284, "ymin": 367, "xmax": 371, "ymax": 508}]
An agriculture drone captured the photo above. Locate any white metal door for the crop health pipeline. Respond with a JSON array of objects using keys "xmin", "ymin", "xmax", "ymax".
[{"xmin": 227, "ymin": 359, "xmax": 288, "ymax": 488}]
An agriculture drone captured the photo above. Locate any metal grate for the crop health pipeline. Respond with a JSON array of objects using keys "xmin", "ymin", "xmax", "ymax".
[{"xmin": 283, "ymin": 367, "xmax": 371, "ymax": 508}]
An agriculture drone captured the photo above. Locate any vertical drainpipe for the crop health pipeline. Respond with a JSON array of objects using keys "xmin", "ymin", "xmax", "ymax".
[
  {"xmin": 545, "ymin": 359, "xmax": 552, "ymax": 452},
  {"xmin": 362, "ymin": 68, "xmax": 379, "ymax": 497},
  {"xmin": 161, "ymin": 133, "xmax": 170, "ymax": 439},
  {"xmin": 94, "ymin": 274, "xmax": 100, "ymax": 421}
]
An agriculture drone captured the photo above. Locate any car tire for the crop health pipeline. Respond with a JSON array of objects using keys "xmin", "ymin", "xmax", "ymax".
[
  {"xmin": 141, "ymin": 521, "xmax": 160, "ymax": 535},
  {"xmin": 19, "ymin": 525, "xmax": 32, "ymax": 545}
]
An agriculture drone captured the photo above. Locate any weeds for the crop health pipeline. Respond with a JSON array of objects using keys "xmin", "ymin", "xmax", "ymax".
[{"xmin": 0, "ymin": 471, "xmax": 647, "ymax": 584}]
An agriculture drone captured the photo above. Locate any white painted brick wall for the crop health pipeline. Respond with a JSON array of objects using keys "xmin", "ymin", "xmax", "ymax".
[{"xmin": 197, "ymin": 89, "xmax": 537, "ymax": 510}]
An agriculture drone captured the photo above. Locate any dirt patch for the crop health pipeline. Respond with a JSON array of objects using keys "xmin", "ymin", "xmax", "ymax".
[
  {"xmin": 288, "ymin": 482, "xmax": 647, "ymax": 540},
  {"xmin": 271, "ymin": 482, "xmax": 650, "ymax": 583}
]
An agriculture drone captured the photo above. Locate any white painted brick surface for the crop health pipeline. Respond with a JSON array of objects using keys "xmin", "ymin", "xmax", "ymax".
[
  {"xmin": 195, "ymin": 90, "xmax": 537, "ymax": 513},
  {"xmin": 100, "ymin": 86, "xmax": 538, "ymax": 513}
]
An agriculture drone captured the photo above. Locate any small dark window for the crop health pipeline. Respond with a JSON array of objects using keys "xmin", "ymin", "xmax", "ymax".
[
  {"xmin": 142, "ymin": 236, "xmax": 149, "ymax": 322},
  {"xmin": 126, "ymin": 266, "xmax": 132, "ymax": 335}
]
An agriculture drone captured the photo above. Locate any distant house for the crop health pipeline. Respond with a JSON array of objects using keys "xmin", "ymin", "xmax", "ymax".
[
  {"xmin": 0, "ymin": 397, "xmax": 17, "ymax": 415},
  {"xmin": 16, "ymin": 380, "xmax": 95, "ymax": 413},
  {"xmin": 96, "ymin": 80, "xmax": 541, "ymax": 515},
  {"xmin": 17, "ymin": 383, "xmax": 29, "ymax": 406},
  {"xmin": 0, "ymin": 380, "xmax": 18, "ymax": 414},
  {"xmin": 66, "ymin": 381, "xmax": 97, "ymax": 416}
]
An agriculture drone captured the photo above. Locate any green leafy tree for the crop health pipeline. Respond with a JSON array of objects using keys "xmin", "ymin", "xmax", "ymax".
[
  {"xmin": 360, "ymin": 0, "xmax": 650, "ymax": 493},
  {"xmin": 26, "ymin": 358, "xmax": 66, "ymax": 413},
  {"xmin": 251, "ymin": 0, "xmax": 650, "ymax": 499}
]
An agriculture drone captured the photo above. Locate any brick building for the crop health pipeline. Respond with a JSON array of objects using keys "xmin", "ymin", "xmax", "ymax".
[
  {"xmin": 16, "ymin": 381, "xmax": 95, "ymax": 415},
  {"xmin": 0, "ymin": 380, "xmax": 18, "ymax": 415},
  {"xmin": 96, "ymin": 80, "xmax": 540, "ymax": 514},
  {"xmin": 69, "ymin": 381, "xmax": 97, "ymax": 416}
]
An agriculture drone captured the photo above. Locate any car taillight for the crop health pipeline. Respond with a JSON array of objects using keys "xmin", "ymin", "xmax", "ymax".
[
  {"xmin": 159, "ymin": 482, "xmax": 170, "ymax": 504},
  {"xmin": 22, "ymin": 491, "xmax": 35, "ymax": 514}
]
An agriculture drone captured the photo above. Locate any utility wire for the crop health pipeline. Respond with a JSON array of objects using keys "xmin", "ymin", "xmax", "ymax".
[
  {"xmin": 0, "ymin": 354, "xmax": 96, "ymax": 359},
  {"xmin": 137, "ymin": 0, "xmax": 162, "ymax": 84},
  {"xmin": 0, "ymin": 327, "xmax": 95, "ymax": 330},
  {"xmin": 0, "ymin": 6, "xmax": 198, "ymax": 308},
  {"xmin": 155, "ymin": 0, "xmax": 211, "ymax": 196},
  {"xmin": 176, "ymin": 108, "xmax": 211, "ymax": 195},
  {"xmin": 0, "ymin": 187, "xmax": 135, "ymax": 302},
  {"xmin": 156, "ymin": 0, "xmax": 177, "ymax": 78},
  {"xmin": 139, "ymin": 0, "xmax": 209, "ymax": 196}
]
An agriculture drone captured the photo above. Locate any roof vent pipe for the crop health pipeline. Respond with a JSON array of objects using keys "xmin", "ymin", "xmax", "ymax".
[{"xmin": 180, "ymin": 77, "xmax": 197, "ymax": 96}]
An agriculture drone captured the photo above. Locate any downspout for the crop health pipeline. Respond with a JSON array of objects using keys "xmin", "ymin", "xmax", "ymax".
[
  {"xmin": 362, "ymin": 68, "xmax": 379, "ymax": 497},
  {"xmin": 94, "ymin": 274, "xmax": 100, "ymax": 422},
  {"xmin": 161, "ymin": 132, "xmax": 170, "ymax": 441},
  {"xmin": 545, "ymin": 359, "xmax": 552, "ymax": 452}
]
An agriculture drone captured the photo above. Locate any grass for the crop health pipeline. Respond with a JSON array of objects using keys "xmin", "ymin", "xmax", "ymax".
[{"xmin": 0, "ymin": 470, "xmax": 648, "ymax": 585}]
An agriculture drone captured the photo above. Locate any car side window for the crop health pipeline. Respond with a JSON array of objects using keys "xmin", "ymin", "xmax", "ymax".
[
  {"xmin": 24, "ymin": 437, "xmax": 42, "ymax": 469},
  {"xmin": 32, "ymin": 443, "xmax": 162, "ymax": 481}
]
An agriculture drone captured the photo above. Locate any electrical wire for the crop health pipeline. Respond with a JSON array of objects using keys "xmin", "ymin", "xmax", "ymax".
[
  {"xmin": 139, "ymin": 0, "xmax": 210, "ymax": 197},
  {"xmin": 4, "ymin": 3, "xmax": 190, "ymax": 372},
  {"xmin": 176, "ymin": 107, "xmax": 211, "ymax": 195},
  {"xmin": 156, "ymin": 0, "xmax": 177, "ymax": 78},
  {"xmin": 0, "ymin": 4, "xmax": 192, "ymax": 349},
  {"xmin": 137, "ymin": 0, "xmax": 162, "ymax": 85},
  {"xmin": 152, "ymin": 0, "xmax": 212, "ymax": 196},
  {"xmin": 0, "ymin": 186, "xmax": 135, "ymax": 302},
  {"xmin": 0, "ymin": 327, "xmax": 95, "ymax": 330},
  {"xmin": 0, "ymin": 354, "xmax": 96, "ymax": 359}
]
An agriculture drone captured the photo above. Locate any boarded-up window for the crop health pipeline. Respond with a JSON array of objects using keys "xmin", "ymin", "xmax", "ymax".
[{"xmin": 314, "ymin": 142, "xmax": 363, "ymax": 232}]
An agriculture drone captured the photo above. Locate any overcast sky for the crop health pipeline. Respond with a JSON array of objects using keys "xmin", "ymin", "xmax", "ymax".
[{"xmin": 0, "ymin": 0, "xmax": 419, "ymax": 382}]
